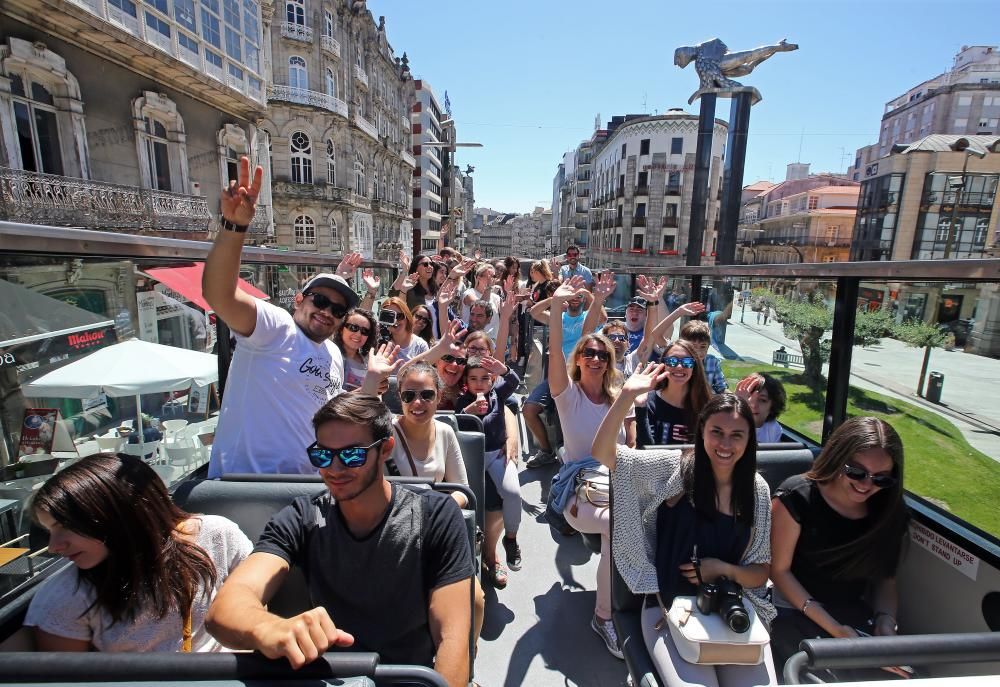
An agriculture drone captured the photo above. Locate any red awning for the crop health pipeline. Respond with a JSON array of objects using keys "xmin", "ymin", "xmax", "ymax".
[{"xmin": 144, "ymin": 263, "xmax": 269, "ymax": 312}]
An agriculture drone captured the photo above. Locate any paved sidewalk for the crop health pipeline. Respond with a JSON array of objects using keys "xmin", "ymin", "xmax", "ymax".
[{"xmin": 722, "ymin": 318, "xmax": 1000, "ymax": 462}]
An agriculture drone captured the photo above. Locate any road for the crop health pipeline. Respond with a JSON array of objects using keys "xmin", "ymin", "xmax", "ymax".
[{"xmin": 719, "ymin": 315, "xmax": 1000, "ymax": 461}]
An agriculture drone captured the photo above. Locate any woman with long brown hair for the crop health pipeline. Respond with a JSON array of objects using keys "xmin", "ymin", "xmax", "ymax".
[
  {"xmin": 25, "ymin": 454, "xmax": 251, "ymax": 651},
  {"xmin": 634, "ymin": 339, "xmax": 711, "ymax": 448},
  {"xmin": 380, "ymin": 297, "xmax": 430, "ymax": 362}
]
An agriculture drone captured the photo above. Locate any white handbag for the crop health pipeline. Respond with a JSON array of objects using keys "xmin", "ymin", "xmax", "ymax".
[{"xmin": 660, "ymin": 595, "xmax": 770, "ymax": 665}]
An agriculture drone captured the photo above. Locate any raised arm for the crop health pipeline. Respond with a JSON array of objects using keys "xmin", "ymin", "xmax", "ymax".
[
  {"xmin": 203, "ymin": 156, "xmax": 264, "ymax": 337},
  {"xmin": 592, "ymin": 362, "xmax": 669, "ymax": 469},
  {"xmin": 493, "ymin": 295, "xmax": 518, "ymax": 362},
  {"xmin": 547, "ymin": 276, "xmax": 587, "ymax": 397},
  {"xmin": 637, "ymin": 301, "xmax": 707, "ymax": 361},
  {"xmin": 359, "ymin": 268, "xmax": 380, "ymax": 312},
  {"xmin": 582, "ymin": 271, "xmax": 614, "ymax": 337},
  {"xmin": 399, "ymin": 319, "xmax": 465, "ymax": 374},
  {"xmin": 529, "ymin": 296, "xmax": 553, "ymax": 323}
]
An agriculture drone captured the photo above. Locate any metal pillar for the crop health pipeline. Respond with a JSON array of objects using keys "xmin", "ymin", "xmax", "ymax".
[
  {"xmin": 686, "ymin": 94, "xmax": 717, "ymax": 267},
  {"xmin": 716, "ymin": 91, "xmax": 752, "ymax": 265},
  {"xmin": 823, "ymin": 276, "xmax": 858, "ymax": 441}
]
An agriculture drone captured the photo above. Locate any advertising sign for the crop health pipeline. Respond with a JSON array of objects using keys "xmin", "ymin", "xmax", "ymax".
[{"xmin": 17, "ymin": 408, "xmax": 59, "ymax": 457}]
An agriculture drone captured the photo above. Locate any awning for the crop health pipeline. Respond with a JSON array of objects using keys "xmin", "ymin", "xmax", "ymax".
[
  {"xmin": 143, "ymin": 263, "xmax": 269, "ymax": 312},
  {"xmin": 0, "ymin": 279, "xmax": 115, "ymax": 348}
]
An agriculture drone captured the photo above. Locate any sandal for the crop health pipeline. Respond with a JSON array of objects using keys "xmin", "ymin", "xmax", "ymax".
[{"xmin": 486, "ymin": 561, "xmax": 508, "ymax": 589}]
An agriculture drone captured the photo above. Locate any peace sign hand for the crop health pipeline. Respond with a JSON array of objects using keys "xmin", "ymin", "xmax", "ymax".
[{"xmin": 220, "ymin": 156, "xmax": 263, "ymax": 227}]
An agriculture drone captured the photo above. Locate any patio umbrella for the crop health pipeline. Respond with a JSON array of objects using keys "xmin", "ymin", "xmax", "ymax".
[{"xmin": 21, "ymin": 338, "xmax": 218, "ymax": 438}]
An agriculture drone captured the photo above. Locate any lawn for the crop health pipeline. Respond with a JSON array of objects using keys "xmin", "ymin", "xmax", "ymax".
[{"xmin": 723, "ymin": 360, "xmax": 1000, "ymax": 539}]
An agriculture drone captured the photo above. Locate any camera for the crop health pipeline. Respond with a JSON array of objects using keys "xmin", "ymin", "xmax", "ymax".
[
  {"xmin": 378, "ymin": 309, "xmax": 398, "ymax": 344},
  {"xmin": 696, "ymin": 577, "xmax": 750, "ymax": 633}
]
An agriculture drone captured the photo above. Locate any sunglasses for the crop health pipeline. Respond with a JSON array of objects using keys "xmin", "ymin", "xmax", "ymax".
[
  {"xmin": 663, "ymin": 356, "xmax": 696, "ymax": 368},
  {"xmin": 606, "ymin": 334, "xmax": 628, "ymax": 343},
  {"xmin": 414, "ymin": 314, "xmax": 432, "ymax": 323},
  {"xmin": 401, "ymin": 389, "xmax": 437, "ymax": 403},
  {"xmin": 441, "ymin": 354, "xmax": 468, "ymax": 366},
  {"xmin": 306, "ymin": 438, "xmax": 386, "ymax": 469},
  {"xmin": 416, "ymin": 261, "xmax": 433, "ymax": 268},
  {"xmin": 581, "ymin": 348, "xmax": 610, "ymax": 362},
  {"xmin": 303, "ymin": 292, "xmax": 348, "ymax": 318},
  {"xmin": 343, "ymin": 322, "xmax": 371, "ymax": 336},
  {"xmin": 842, "ymin": 463, "xmax": 898, "ymax": 489}
]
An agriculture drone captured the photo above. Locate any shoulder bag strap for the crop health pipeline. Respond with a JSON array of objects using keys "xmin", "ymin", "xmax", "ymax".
[
  {"xmin": 181, "ymin": 605, "xmax": 193, "ymax": 652},
  {"xmin": 393, "ymin": 422, "xmax": 420, "ymax": 476}
]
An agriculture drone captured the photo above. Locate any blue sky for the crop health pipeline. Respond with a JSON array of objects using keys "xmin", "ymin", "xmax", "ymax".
[{"xmin": 368, "ymin": 0, "xmax": 997, "ymax": 213}]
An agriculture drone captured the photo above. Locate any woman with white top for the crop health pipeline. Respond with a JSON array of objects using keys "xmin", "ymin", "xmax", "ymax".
[
  {"xmin": 380, "ymin": 297, "xmax": 431, "ymax": 362},
  {"xmin": 461, "ymin": 263, "xmax": 501, "ymax": 339},
  {"xmin": 546, "ymin": 274, "xmax": 625, "ymax": 660}
]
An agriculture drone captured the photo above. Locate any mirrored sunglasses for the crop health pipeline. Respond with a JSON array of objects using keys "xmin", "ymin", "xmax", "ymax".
[
  {"xmin": 842, "ymin": 463, "xmax": 898, "ymax": 489},
  {"xmin": 306, "ymin": 438, "xmax": 386, "ymax": 469},
  {"xmin": 303, "ymin": 292, "xmax": 348, "ymax": 318},
  {"xmin": 400, "ymin": 389, "xmax": 437, "ymax": 404},
  {"xmin": 606, "ymin": 334, "xmax": 628, "ymax": 343},
  {"xmin": 664, "ymin": 356, "xmax": 696, "ymax": 368}
]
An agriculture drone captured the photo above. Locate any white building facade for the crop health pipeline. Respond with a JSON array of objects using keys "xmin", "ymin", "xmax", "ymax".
[{"xmin": 411, "ymin": 79, "xmax": 445, "ymax": 253}]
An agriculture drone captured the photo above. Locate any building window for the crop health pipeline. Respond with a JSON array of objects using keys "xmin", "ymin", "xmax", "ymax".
[
  {"xmin": 326, "ymin": 139, "xmax": 336, "ymax": 185},
  {"xmin": 294, "ymin": 215, "xmax": 316, "ymax": 246},
  {"xmin": 954, "ymin": 118, "xmax": 968, "ymax": 128},
  {"xmin": 9, "ymin": 74, "xmax": 64, "ymax": 175},
  {"xmin": 325, "ymin": 67, "xmax": 337, "ymax": 98},
  {"xmin": 632, "ymin": 233, "xmax": 643, "ymax": 250},
  {"xmin": 285, "ymin": 0, "xmax": 304, "ymax": 25},
  {"xmin": 662, "ymin": 234, "xmax": 675, "ymax": 251},
  {"xmin": 639, "ymin": 139, "xmax": 650, "ymax": 155},
  {"xmin": 354, "ymin": 152, "xmax": 366, "ymax": 196},
  {"xmin": 290, "ymin": 131, "xmax": 312, "ymax": 184},
  {"xmin": 201, "ymin": 6, "xmax": 221, "ymax": 48},
  {"xmin": 142, "ymin": 116, "xmax": 172, "ymax": 191},
  {"xmin": 671, "ymin": 137, "xmax": 683, "ymax": 155},
  {"xmin": 807, "ymin": 195, "xmax": 818, "ymax": 210},
  {"xmin": 218, "ymin": 123, "xmax": 248, "ymax": 187},
  {"xmin": 372, "ymin": 162, "xmax": 380, "ymax": 200},
  {"xmin": 620, "ymin": 143, "xmax": 626, "ymax": 158},
  {"xmin": 323, "ymin": 9, "xmax": 334, "ymax": 37},
  {"xmin": 289, "ymin": 55, "xmax": 307, "ymax": 90}
]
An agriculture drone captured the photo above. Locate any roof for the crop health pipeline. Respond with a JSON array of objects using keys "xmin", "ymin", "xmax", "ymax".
[
  {"xmin": 744, "ymin": 181, "xmax": 775, "ymax": 192},
  {"xmin": 805, "ymin": 185, "xmax": 861, "ymax": 195},
  {"xmin": 891, "ymin": 134, "xmax": 1000, "ymax": 156}
]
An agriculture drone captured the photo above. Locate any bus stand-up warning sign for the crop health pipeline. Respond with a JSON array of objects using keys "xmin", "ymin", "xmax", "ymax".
[{"xmin": 909, "ymin": 521, "xmax": 979, "ymax": 581}]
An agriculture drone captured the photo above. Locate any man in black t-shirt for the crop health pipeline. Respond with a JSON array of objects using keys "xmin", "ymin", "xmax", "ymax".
[{"xmin": 207, "ymin": 395, "xmax": 474, "ymax": 687}]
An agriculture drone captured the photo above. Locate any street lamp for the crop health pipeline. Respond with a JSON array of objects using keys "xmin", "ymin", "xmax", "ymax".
[{"xmin": 942, "ymin": 140, "xmax": 987, "ymax": 259}]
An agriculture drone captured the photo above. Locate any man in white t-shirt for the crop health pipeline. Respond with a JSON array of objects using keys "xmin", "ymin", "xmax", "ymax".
[{"xmin": 205, "ymin": 157, "xmax": 392, "ymax": 477}]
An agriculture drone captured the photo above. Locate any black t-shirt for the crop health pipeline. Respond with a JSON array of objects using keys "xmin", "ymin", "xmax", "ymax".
[
  {"xmin": 774, "ymin": 474, "xmax": 875, "ymax": 606},
  {"xmin": 254, "ymin": 484, "xmax": 474, "ymax": 667},
  {"xmin": 635, "ymin": 393, "xmax": 691, "ymax": 448}
]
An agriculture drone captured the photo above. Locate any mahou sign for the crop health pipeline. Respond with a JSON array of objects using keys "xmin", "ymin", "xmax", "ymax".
[{"xmin": 67, "ymin": 329, "xmax": 108, "ymax": 350}]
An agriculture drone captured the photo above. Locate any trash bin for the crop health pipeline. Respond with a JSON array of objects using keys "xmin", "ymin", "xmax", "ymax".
[{"xmin": 926, "ymin": 371, "xmax": 944, "ymax": 404}]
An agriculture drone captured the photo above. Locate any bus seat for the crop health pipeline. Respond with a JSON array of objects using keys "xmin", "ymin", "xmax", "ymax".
[{"xmin": 755, "ymin": 447, "xmax": 818, "ymax": 493}]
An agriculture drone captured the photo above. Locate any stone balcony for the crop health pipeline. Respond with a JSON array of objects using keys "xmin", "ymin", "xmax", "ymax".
[
  {"xmin": 272, "ymin": 181, "xmax": 351, "ymax": 203},
  {"xmin": 0, "ymin": 166, "xmax": 267, "ymax": 235},
  {"xmin": 280, "ymin": 22, "xmax": 313, "ymax": 42},
  {"xmin": 401, "ymin": 150, "xmax": 416, "ymax": 168},
  {"xmin": 354, "ymin": 64, "xmax": 369, "ymax": 88},
  {"xmin": 354, "ymin": 113, "xmax": 379, "ymax": 141},
  {"xmin": 320, "ymin": 35, "xmax": 341, "ymax": 58},
  {"xmin": 268, "ymin": 85, "xmax": 348, "ymax": 118}
]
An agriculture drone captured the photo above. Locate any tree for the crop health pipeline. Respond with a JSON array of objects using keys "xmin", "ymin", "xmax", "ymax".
[
  {"xmin": 764, "ymin": 289, "xmax": 894, "ymax": 384},
  {"xmin": 894, "ymin": 319, "xmax": 949, "ymax": 397}
]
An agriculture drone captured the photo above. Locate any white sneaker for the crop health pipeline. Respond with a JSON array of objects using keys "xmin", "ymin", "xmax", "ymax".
[{"xmin": 591, "ymin": 615, "xmax": 624, "ymax": 660}]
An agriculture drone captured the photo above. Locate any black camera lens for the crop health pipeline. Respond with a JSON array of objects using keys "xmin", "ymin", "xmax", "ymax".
[
  {"xmin": 723, "ymin": 603, "xmax": 751, "ymax": 633},
  {"xmin": 695, "ymin": 583, "xmax": 718, "ymax": 615}
]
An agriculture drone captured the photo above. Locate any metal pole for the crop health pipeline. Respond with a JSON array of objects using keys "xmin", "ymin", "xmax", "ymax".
[
  {"xmin": 823, "ymin": 276, "xmax": 858, "ymax": 441},
  {"xmin": 686, "ymin": 94, "xmax": 717, "ymax": 267},
  {"xmin": 716, "ymin": 91, "xmax": 752, "ymax": 265}
]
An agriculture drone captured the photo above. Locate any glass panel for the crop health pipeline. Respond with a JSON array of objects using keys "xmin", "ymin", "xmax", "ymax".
[
  {"xmin": 13, "ymin": 101, "xmax": 36, "ymax": 173},
  {"xmin": 149, "ymin": 139, "xmax": 171, "ymax": 191},
  {"xmin": 174, "ymin": 0, "xmax": 196, "ymax": 30},
  {"xmin": 33, "ymin": 109, "xmax": 63, "ymax": 176}
]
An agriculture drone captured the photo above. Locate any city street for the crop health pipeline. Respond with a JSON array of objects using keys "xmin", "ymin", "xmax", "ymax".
[{"xmin": 720, "ymin": 313, "xmax": 1000, "ymax": 461}]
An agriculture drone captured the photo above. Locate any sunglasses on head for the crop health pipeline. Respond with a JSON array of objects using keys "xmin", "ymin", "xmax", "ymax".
[
  {"xmin": 606, "ymin": 334, "xmax": 628, "ymax": 343},
  {"xmin": 441, "ymin": 354, "xmax": 468, "ymax": 366},
  {"xmin": 663, "ymin": 356, "xmax": 696, "ymax": 368},
  {"xmin": 581, "ymin": 348, "xmax": 610, "ymax": 362},
  {"xmin": 401, "ymin": 389, "xmax": 437, "ymax": 403},
  {"xmin": 842, "ymin": 463, "xmax": 898, "ymax": 489},
  {"xmin": 343, "ymin": 322, "xmax": 371, "ymax": 336},
  {"xmin": 306, "ymin": 438, "xmax": 386, "ymax": 469},
  {"xmin": 303, "ymin": 292, "xmax": 348, "ymax": 318}
]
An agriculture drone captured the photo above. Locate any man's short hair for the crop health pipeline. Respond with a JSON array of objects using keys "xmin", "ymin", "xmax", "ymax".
[
  {"xmin": 566, "ymin": 245, "xmax": 580, "ymax": 254},
  {"xmin": 313, "ymin": 394, "xmax": 392, "ymax": 441},
  {"xmin": 471, "ymin": 299, "xmax": 494, "ymax": 319},
  {"xmin": 679, "ymin": 320, "xmax": 711, "ymax": 343},
  {"xmin": 439, "ymin": 247, "xmax": 460, "ymax": 260}
]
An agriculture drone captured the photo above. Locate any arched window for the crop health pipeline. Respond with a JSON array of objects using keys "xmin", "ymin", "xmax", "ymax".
[
  {"xmin": 294, "ymin": 215, "xmax": 316, "ymax": 247},
  {"xmin": 289, "ymin": 56, "xmax": 307, "ymax": 91},
  {"xmin": 326, "ymin": 139, "xmax": 336, "ymax": 185},
  {"xmin": 290, "ymin": 131, "xmax": 312, "ymax": 184},
  {"xmin": 325, "ymin": 67, "xmax": 337, "ymax": 98},
  {"xmin": 9, "ymin": 75, "xmax": 63, "ymax": 175},
  {"xmin": 285, "ymin": 0, "xmax": 304, "ymax": 26},
  {"xmin": 132, "ymin": 92, "xmax": 188, "ymax": 193},
  {"xmin": 372, "ymin": 161, "xmax": 380, "ymax": 200},
  {"xmin": 354, "ymin": 152, "xmax": 365, "ymax": 196},
  {"xmin": 323, "ymin": 9, "xmax": 335, "ymax": 37}
]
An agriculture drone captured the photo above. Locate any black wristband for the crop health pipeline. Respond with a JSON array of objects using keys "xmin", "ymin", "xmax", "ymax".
[{"xmin": 220, "ymin": 216, "xmax": 249, "ymax": 233}]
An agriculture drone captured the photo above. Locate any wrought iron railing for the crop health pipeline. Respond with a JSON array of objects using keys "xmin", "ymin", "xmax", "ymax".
[
  {"xmin": 280, "ymin": 22, "xmax": 313, "ymax": 42},
  {"xmin": 267, "ymin": 85, "xmax": 348, "ymax": 117}
]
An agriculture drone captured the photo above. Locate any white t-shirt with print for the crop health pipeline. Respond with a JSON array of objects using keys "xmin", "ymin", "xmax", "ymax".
[{"xmin": 209, "ymin": 300, "xmax": 344, "ymax": 477}]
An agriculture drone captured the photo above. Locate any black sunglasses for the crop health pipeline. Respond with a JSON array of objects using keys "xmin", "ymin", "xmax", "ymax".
[
  {"xmin": 415, "ymin": 260, "xmax": 433, "ymax": 268},
  {"xmin": 441, "ymin": 354, "xmax": 468, "ymax": 366},
  {"xmin": 306, "ymin": 438, "xmax": 386, "ymax": 469},
  {"xmin": 581, "ymin": 348, "xmax": 610, "ymax": 362},
  {"xmin": 842, "ymin": 463, "xmax": 898, "ymax": 489},
  {"xmin": 414, "ymin": 314, "xmax": 432, "ymax": 323},
  {"xmin": 303, "ymin": 292, "xmax": 348, "ymax": 318},
  {"xmin": 401, "ymin": 389, "xmax": 437, "ymax": 403},
  {"xmin": 664, "ymin": 356, "xmax": 696, "ymax": 368},
  {"xmin": 343, "ymin": 322, "xmax": 371, "ymax": 336}
]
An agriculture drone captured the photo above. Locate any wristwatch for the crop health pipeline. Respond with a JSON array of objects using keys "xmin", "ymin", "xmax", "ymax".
[{"xmin": 219, "ymin": 216, "xmax": 249, "ymax": 233}]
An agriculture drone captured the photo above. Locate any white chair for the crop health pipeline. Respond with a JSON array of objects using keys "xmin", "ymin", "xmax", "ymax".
[
  {"xmin": 161, "ymin": 420, "xmax": 189, "ymax": 446},
  {"xmin": 96, "ymin": 435, "xmax": 126, "ymax": 454},
  {"xmin": 122, "ymin": 440, "xmax": 162, "ymax": 463},
  {"xmin": 165, "ymin": 445, "xmax": 199, "ymax": 468}
]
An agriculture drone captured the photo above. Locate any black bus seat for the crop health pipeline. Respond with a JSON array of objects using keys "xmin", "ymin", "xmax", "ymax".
[
  {"xmin": 640, "ymin": 444, "xmax": 817, "ymax": 493},
  {"xmin": 434, "ymin": 413, "xmax": 486, "ymax": 533},
  {"xmin": 0, "ymin": 651, "xmax": 449, "ymax": 686},
  {"xmin": 173, "ymin": 477, "xmax": 477, "ymax": 618}
]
